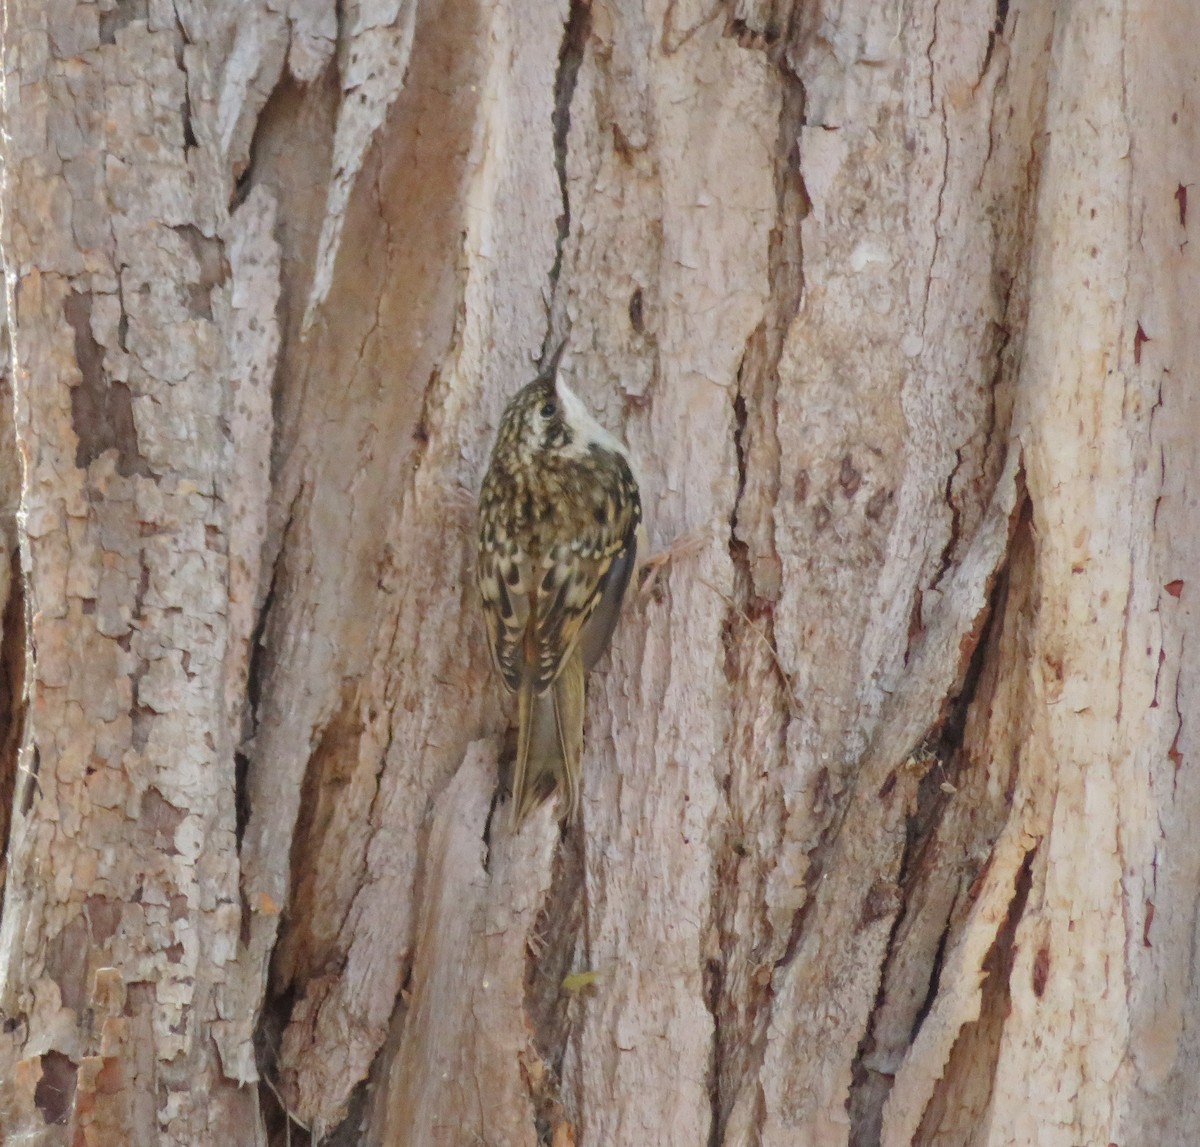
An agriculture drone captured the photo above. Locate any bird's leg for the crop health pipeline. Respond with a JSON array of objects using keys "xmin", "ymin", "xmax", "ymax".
[{"xmin": 637, "ymin": 527, "xmax": 709, "ymax": 599}]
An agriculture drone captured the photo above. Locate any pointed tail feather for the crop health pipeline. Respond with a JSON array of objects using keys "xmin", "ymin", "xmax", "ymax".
[
  {"xmin": 551, "ymin": 649, "xmax": 585, "ymax": 822},
  {"xmin": 511, "ymin": 680, "xmax": 536, "ymax": 829},
  {"xmin": 510, "ymin": 649, "xmax": 586, "ymax": 828}
]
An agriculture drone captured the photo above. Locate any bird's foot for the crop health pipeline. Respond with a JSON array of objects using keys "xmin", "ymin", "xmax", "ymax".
[{"xmin": 637, "ymin": 528, "xmax": 708, "ymax": 599}]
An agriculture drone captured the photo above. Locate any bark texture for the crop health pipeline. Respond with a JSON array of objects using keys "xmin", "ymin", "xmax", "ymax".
[{"xmin": 1, "ymin": 1, "xmax": 1198, "ymax": 1145}]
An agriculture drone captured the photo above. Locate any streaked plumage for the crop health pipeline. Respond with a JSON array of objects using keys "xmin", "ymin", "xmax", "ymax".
[{"xmin": 478, "ymin": 347, "xmax": 641, "ymax": 826}]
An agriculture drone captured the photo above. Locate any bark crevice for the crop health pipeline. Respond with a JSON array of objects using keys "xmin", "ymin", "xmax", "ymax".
[
  {"xmin": 99, "ymin": 0, "xmax": 148, "ymax": 46},
  {"xmin": 549, "ymin": 0, "xmax": 592, "ymax": 315},
  {"xmin": 847, "ymin": 565, "xmax": 1009, "ymax": 1140},
  {"xmin": 520, "ymin": 826, "xmax": 587, "ymax": 1142},
  {"xmin": 0, "ymin": 541, "xmax": 26, "ymax": 900},
  {"xmin": 912, "ymin": 844, "xmax": 1035, "ymax": 1143}
]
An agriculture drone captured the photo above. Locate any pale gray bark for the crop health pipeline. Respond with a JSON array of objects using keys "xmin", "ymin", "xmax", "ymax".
[{"xmin": 1, "ymin": 1, "xmax": 1197, "ymax": 1145}]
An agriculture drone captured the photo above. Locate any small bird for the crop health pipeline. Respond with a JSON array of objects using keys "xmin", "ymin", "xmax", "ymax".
[{"xmin": 477, "ymin": 343, "xmax": 642, "ymax": 827}]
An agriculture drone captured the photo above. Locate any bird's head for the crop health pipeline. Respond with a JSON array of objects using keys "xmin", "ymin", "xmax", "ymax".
[
  {"xmin": 498, "ymin": 374, "xmax": 573, "ymax": 462},
  {"xmin": 494, "ymin": 343, "xmax": 628, "ymax": 469}
]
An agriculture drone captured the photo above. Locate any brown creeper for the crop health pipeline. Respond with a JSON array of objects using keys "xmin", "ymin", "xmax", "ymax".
[{"xmin": 477, "ymin": 345, "xmax": 642, "ymax": 827}]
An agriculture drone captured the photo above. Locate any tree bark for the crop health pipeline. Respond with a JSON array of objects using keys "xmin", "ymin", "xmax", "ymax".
[{"xmin": 1, "ymin": 1, "xmax": 1197, "ymax": 1145}]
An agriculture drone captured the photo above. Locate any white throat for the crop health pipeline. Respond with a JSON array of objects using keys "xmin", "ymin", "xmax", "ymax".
[{"xmin": 555, "ymin": 377, "xmax": 630, "ymax": 460}]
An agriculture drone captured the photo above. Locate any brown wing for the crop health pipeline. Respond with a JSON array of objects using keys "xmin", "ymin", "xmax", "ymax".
[
  {"xmin": 479, "ymin": 448, "xmax": 640, "ymax": 695},
  {"xmin": 526, "ymin": 450, "xmax": 641, "ymax": 690},
  {"xmin": 477, "ymin": 534, "xmax": 534, "ymax": 694},
  {"xmin": 579, "ymin": 529, "xmax": 638, "ymax": 671}
]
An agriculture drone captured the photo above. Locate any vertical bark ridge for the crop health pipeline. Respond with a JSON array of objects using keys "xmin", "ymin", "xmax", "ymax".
[
  {"xmin": 705, "ymin": 17, "xmax": 808, "ymax": 1142},
  {"xmin": 238, "ymin": 0, "xmax": 569, "ymax": 1133},
  {"xmin": 0, "ymin": 1, "xmax": 286, "ymax": 1139},
  {"xmin": 241, "ymin": 0, "xmax": 496, "ymax": 1123}
]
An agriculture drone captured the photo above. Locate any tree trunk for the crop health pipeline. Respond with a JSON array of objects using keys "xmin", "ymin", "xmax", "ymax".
[{"xmin": 1, "ymin": 1, "xmax": 1197, "ymax": 1144}]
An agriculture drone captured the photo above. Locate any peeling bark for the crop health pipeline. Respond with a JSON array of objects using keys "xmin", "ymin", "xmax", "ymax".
[{"xmin": 3, "ymin": 1, "xmax": 1199, "ymax": 1145}]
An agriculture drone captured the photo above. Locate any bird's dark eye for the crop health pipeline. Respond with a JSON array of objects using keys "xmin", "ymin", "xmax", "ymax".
[{"xmin": 540, "ymin": 400, "xmax": 557, "ymax": 419}]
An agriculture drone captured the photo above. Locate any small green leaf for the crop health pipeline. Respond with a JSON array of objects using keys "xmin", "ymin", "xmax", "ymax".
[{"xmin": 562, "ymin": 969, "xmax": 600, "ymax": 994}]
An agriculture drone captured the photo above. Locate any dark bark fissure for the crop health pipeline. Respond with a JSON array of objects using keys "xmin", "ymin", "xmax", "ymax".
[
  {"xmin": 522, "ymin": 825, "xmax": 588, "ymax": 1143},
  {"xmin": 255, "ymin": 674, "xmax": 381, "ymax": 1147},
  {"xmin": 171, "ymin": 224, "xmax": 229, "ymax": 322},
  {"xmin": 480, "ymin": 780, "xmax": 502, "ymax": 873},
  {"xmin": 930, "ymin": 448, "xmax": 967, "ymax": 590},
  {"xmin": 703, "ymin": 948, "xmax": 726, "ymax": 1147},
  {"xmin": 260, "ymin": 980, "xmax": 378, "ymax": 1146},
  {"xmin": 728, "ymin": 384, "xmax": 753, "ymax": 570},
  {"xmin": 0, "ymin": 542, "xmax": 27, "ymax": 909},
  {"xmin": 227, "ymin": 49, "xmax": 304, "ymax": 216},
  {"xmin": 234, "ymin": 538, "xmax": 280, "ymax": 851},
  {"xmin": 708, "ymin": 402, "xmax": 775, "ymax": 1147},
  {"xmin": 260, "ymin": 1068, "xmax": 371, "ymax": 1147},
  {"xmin": 324, "ymin": 1081, "xmax": 372, "ymax": 1146},
  {"xmin": 847, "ymin": 820, "xmax": 923, "ymax": 1147},
  {"xmin": 129, "ymin": 557, "xmax": 154, "ymax": 755},
  {"xmin": 847, "ymin": 569, "xmax": 1007, "ymax": 1144},
  {"xmin": 913, "ymin": 844, "xmax": 1035, "ymax": 1143},
  {"xmin": 257, "ymin": 981, "xmax": 312, "ymax": 1146},
  {"xmin": 99, "ymin": 0, "xmax": 148, "ymax": 45},
  {"xmin": 726, "ymin": 5, "xmax": 787, "ymax": 50},
  {"xmin": 181, "ymin": 87, "xmax": 197, "ymax": 152},
  {"xmin": 546, "ymin": 0, "xmax": 591, "ymax": 329},
  {"xmin": 171, "ymin": 7, "xmax": 197, "ymax": 151},
  {"xmin": 230, "ymin": 161, "xmax": 255, "ymax": 213},
  {"xmin": 910, "ymin": 917, "xmax": 953, "ymax": 1049},
  {"xmin": 275, "ymin": 680, "xmax": 368, "ymax": 994}
]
